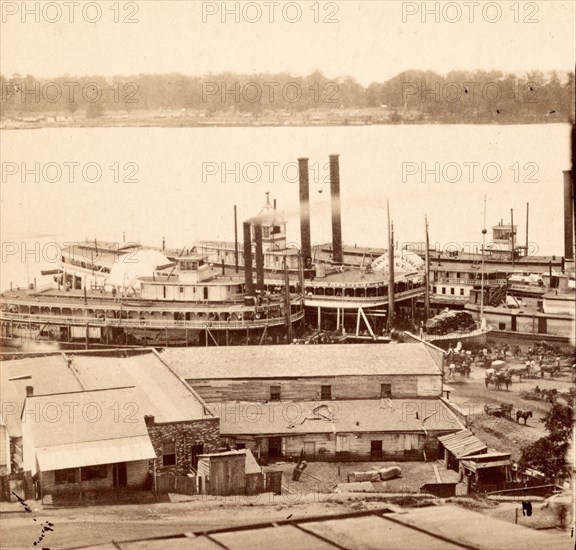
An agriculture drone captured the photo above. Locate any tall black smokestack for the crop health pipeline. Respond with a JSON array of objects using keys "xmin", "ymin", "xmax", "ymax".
[
  {"xmin": 254, "ymin": 223, "xmax": 265, "ymax": 292},
  {"xmin": 298, "ymin": 158, "xmax": 312, "ymax": 266},
  {"xmin": 243, "ymin": 222, "xmax": 255, "ymax": 303},
  {"xmin": 563, "ymin": 170, "xmax": 574, "ymax": 260},
  {"xmin": 329, "ymin": 154, "xmax": 343, "ymax": 264}
]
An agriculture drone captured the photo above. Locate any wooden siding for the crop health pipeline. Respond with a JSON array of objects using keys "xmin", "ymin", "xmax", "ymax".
[
  {"xmin": 188, "ymin": 374, "xmax": 442, "ymax": 403},
  {"xmin": 208, "ymin": 455, "xmax": 245, "ymax": 496},
  {"xmin": 226, "ymin": 431, "xmax": 454, "ymax": 462}
]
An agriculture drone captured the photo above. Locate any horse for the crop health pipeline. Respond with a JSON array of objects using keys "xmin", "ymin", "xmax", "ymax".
[
  {"xmin": 516, "ymin": 410, "xmax": 533, "ymax": 424},
  {"xmin": 503, "ymin": 372, "xmax": 512, "ymax": 391},
  {"xmin": 489, "ymin": 372, "xmax": 505, "ymax": 390}
]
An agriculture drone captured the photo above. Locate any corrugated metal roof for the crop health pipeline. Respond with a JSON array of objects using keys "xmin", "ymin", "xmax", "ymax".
[
  {"xmin": 216, "ymin": 399, "xmax": 463, "ymax": 436},
  {"xmin": 163, "ymin": 343, "xmax": 442, "ymax": 380},
  {"xmin": 36, "ymin": 435, "xmax": 156, "ymax": 471},
  {"xmin": 437, "ymin": 430, "xmax": 487, "ymax": 458}
]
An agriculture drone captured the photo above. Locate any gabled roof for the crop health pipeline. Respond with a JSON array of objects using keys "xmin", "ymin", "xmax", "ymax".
[
  {"xmin": 163, "ymin": 343, "xmax": 442, "ymax": 380},
  {"xmin": 215, "ymin": 399, "xmax": 463, "ymax": 436},
  {"xmin": 437, "ymin": 430, "xmax": 487, "ymax": 458}
]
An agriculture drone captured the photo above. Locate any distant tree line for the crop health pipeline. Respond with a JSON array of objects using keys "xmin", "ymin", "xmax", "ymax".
[{"xmin": 1, "ymin": 70, "xmax": 573, "ymax": 123}]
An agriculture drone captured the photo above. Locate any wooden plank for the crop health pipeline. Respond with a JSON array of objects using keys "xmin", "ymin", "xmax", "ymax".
[{"xmin": 433, "ymin": 464, "xmax": 443, "ymax": 483}]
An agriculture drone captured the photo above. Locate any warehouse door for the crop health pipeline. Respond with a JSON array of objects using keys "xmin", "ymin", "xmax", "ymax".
[
  {"xmin": 336, "ymin": 434, "xmax": 350, "ymax": 460},
  {"xmin": 268, "ymin": 437, "xmax": 283, "ymax": 459},
  {"xmin": 304, "ymin": 441, "xmax": 316, "ymax": 461}
]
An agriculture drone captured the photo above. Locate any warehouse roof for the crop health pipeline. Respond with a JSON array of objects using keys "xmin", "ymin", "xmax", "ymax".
[
  {"xmin": 163, "ymin": 343, "xmax": 442, "ymax": 380},
  {"xmin": 214, "ymin": 399, "xmax": 463, "ymax": 436}
]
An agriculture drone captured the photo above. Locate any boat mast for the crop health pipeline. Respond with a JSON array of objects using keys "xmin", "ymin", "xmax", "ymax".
[
  {"xmin": 387, "ymin": 200, "xmax": 395, "ymax": 331},
  {"xmin": 283, "ymin": 255, "xmax": 293, "ymax": 342},
  {"xmin": 480, "ymin": 195, "xmax": 487, "ymax": 326},
  {"xmin": 424, "ymin": 215, "xmax": 430, "ymax": 321},
  {"xmin": 510, "ymin": 208, "xmax": 515, "ymax": 268},
  {"xmin": 234, "ymin": 205, "xmax": 239, "ymax": 273},
  {"xmin": 525, "ymin": 202, "xmax": 529, "ymax": 257}
]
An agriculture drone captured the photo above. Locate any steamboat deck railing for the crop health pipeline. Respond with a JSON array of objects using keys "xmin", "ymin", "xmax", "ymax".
[{"xmin": 0, "ymin": 310, "xmax": 304, "ymax": 330}]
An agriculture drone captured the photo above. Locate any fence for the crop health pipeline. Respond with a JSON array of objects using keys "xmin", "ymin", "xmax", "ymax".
[
  {"xmin": 154, "ymin": 472, "xmax": 279, "ymax": 496},
  {"xmin": 155, "ymin": 475, "xmax": 197, "ymax": 495}
]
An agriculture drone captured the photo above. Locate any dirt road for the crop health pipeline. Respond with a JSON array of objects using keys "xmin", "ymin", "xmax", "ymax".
[{"xmin": 445, "ymin": 357, "xmax": 573, "ymax": 460}]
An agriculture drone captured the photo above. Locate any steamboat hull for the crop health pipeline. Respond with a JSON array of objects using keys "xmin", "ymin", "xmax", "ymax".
[{"xmin": 0, "ymin": 287, "xmax": 304, "ymax": 348}]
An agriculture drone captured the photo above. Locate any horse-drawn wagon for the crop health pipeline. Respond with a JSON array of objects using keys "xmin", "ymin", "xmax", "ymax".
[{"xmin": 484, "ymin": 402, "xmax": 513, "ymax": 419}]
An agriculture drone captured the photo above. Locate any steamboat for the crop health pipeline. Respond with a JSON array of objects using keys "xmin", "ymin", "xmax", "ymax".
[
  {"xmin": 0, "ymin": 237, "xmax": 305, "ymax": 348},
  {"xmin": 0, "ymin": 155, "xmax": 427, "ymax": 347},
  {"xmin": 194, "ymin": 155, "xmax": 427, "ymax": 339},
  {"xmin": 424, "ymin": 169, "xmax": 575, "ymax": 343}
]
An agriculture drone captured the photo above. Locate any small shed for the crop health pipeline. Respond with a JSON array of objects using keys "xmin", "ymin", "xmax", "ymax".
[
  {"xmin": 196, "ymin": 449, "xmax": 263, "ymax": 496},
  {"xmin": 460, "ymin": 451, "xmax": 512, "ymax": 492},
  {"xmin": 437, "ymin": 430, "xmax": 487, "ymax": 471}
]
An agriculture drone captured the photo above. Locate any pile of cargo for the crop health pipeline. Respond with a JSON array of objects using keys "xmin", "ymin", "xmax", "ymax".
[{"xmin": 425, "ymin": 310, "xmax": 476, "ymax": 336}]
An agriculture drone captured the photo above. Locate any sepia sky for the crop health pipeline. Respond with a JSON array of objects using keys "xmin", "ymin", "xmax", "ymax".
[{"xmin": 1, "ymin": 1, "xmax": 575, "ymax": 84}]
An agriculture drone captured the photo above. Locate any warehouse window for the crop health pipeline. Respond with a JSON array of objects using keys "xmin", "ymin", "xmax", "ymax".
[
  {"xmin": 81, "ymin": 465, "xmax": 108, "ymax": 481},
  {"xmin": 55, "ymin": 468, "xmax": 76, "ymax": 484},
  {"xmin": 162, "ymin": 441, "xmax": 176, "ymax": 466},
  {"xmin": 381, "ymin": 384, "xmax": 392, "ymax": 398},
  {"xmin": 321, "ymin": 385, "xmax": 332, "ymax": 400},
  {"xmin": 460, "ymin": 289, "xmax": 465, "ymax": 296},
  {"xmin": 270, "ymin": 385, "xmax": 281, "ymax": 401}
]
